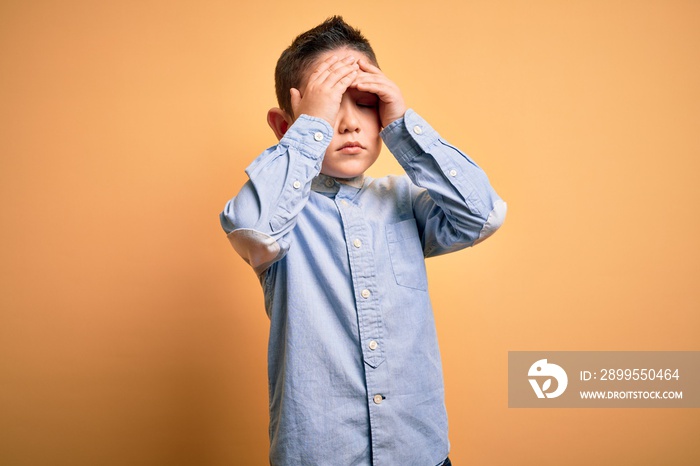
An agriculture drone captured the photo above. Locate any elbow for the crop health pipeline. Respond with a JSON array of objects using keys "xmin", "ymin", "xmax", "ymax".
[
  {"xmin": 228, "ymin": 228, "xmax": 282, "ymax": 274},
  {"xmin": 220, "ymin": 195, "xmax": 259, "ymax": 234},
  {"xmin": 473, "ymin": 198, "xmax": 506, "ymax": 245},
  {"xmin": 220, "ymin": 210, "xmax": 235, "ymax": 234},
  {"xmin": 220, "ymin": 183, "xmax": 266, "ymax": 234},
  {"xmin": 220, "ymin": 198, "xmax": 239, "ymax": 234}
]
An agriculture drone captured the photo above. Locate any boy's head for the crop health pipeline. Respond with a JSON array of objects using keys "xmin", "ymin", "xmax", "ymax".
[
  {"xmin": 268, "ymin": 16, "xmax": 384, "ymax": 180},
  {"xmin": 274, "ymin": 16, "xmax": 379, "ymax": 117}
]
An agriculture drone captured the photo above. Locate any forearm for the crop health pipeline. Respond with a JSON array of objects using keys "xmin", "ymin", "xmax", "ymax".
[
  {"xmin": 220, "ymin": 115, "xmax": 332, "ymax": 271},
  {"xmin": 381, "ymin": 109, "xmax": 506, "ymax": 254}
]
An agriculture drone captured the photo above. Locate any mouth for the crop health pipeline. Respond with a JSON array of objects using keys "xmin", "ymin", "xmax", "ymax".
[{"xmin": 338, "ymin": 141, "xmax": 365, "ymax": 155}]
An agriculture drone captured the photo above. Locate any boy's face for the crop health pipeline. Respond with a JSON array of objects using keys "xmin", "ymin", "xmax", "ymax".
[{"xmin": 298, "ymin": 48, "xmax": 382, "ymax": 180}]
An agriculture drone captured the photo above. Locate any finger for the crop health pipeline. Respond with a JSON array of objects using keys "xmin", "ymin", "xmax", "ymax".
[
  {"xmin": 352, "ymin": 71, "xmax": 393, "ymax": 86},
  {"xmin": 335, "ymin": 69, "xmax": 359, "ymax": 92},
  {"xmin": 317, "ymin": 55, "xmax": 354, "ymax": 80},
  {"xmin": 325, "ymin": 61, "xmax": 360, "ymax": 88},
  {"xmin": 358, "ymin": 58, "xmax": 382, "ymax": 74},
  {"xmin": 307, "ymin": 56, "xmax": 357, "ymax": 89},
  {"xmin": 351, "ymin": 75, "xmax": 389, "ymax": 88},
  {"xmin": 289, "ymin": 87, "xmax": 301, "ymax": 112},
  {"xmin": 306, "ymin": 55, "xmax": 340, "ymax": 83},
  {"xmin": 326, "ymin": 55, "xmax": 358, "ymax": 75},
  {"xmin": 351, "ymin": 70, "xmax": 391, "ymax": 87},
  {"xmin": 318, "ymin": 54, "xmax": 340, "ymax": 70},
  {"xmin": 353, "ymin": 80, "xmax": 392, "ymax": 93},
  {"xmin": 354, "ymin": 83, "xmax": 384, "ymax": 97},
  {"xmin": 336, "ymin": 55, "xmax": 358, "ymax": 66}
]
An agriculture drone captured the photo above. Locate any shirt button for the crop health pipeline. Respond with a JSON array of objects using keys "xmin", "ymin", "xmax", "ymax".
[
  {"xmin": 413, "ymin": 125, "xmax": 423, "ymax": 135},
  {"xmin": 293, "ymin": 180, "xmax": 301, "ymax": 189},
  {"xmin": 314, "ymin": 132, "xmax": 324, "ymax": 141},
  {"xmin": 341, "ymin": 200, "xmax": 348, "ymax": 206},
  {"xmin": 361, "ymin": 289, "xmax": 371, "ymax": 299},
  {"xmin": 369, "ymin": 340, "xmax": 378, "ymax": 350},
  {"xmin": 449, "ymin": 169, "xmax": 457, "ymax": 177},
  {"xmin": 325, "ymin": 178, "xmax": 334, "ymax": 188},
  {"xmin": 373, "ymin": 394, "xmax": 383, "ymax": 405},
  {"xmin": 353, "ymin": 239, "xmax": 362, "ymax": 248}
]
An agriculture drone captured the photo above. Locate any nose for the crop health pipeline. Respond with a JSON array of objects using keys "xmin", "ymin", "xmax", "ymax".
[{"xmin": 337, "ymin": 98, "xmax": 360, "ymax": 134}]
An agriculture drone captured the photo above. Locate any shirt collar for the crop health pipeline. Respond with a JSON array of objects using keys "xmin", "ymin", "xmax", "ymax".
[
  {"xmin": 311, "ymin": 173, "xmax": 367, "ymax": 194},
  {"xmin": 311, "ymin": 173, "xmax": 340, "ymax": 194}
]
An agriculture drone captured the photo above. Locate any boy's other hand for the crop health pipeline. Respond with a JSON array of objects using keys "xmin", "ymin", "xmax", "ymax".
[
  {"xmin": 290, "ymin": 55, "xmax": 359, "ymax": 126},
  {"xmin": 353, "ymin": 60, "xmax": 407, "ymax": 128}
]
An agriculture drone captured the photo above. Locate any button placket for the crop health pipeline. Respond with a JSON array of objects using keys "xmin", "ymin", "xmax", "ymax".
[{"xmin": 335, "ymin": 190, "xmax": 387, "ymax": 433}]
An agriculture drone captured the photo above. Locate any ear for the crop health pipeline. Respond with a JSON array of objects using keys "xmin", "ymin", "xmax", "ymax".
[{"xmin": 267, "ymin": 108, "xmax": 294, "ymax": 141}]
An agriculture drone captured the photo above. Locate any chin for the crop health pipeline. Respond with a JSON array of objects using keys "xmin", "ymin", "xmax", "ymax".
[{"xmin": 322, "ymin": 164, "xmax": 370, "ymax": 179}]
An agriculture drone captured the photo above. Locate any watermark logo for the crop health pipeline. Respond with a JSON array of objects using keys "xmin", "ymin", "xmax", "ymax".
[
  {"xmin": 528, "ymin": 359, "xmax": 568, "ymax": 398},
  {"xmin": 510, "ymin": 352, "xmax": 699, "ymax": 408}
]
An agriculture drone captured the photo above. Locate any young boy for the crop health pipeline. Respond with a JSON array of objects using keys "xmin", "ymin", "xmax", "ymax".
[{"xmin": 220, "ymin": 16, "xmax": 506, "ymax": 466}]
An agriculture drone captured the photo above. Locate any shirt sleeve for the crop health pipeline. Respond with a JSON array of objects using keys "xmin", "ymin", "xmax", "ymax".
[
  {"xmin": 219, "ymin": 115, "xmax": 333, "ymax": 274},
  {"xmin": 381, "ymin": 109, "xmax": 507, "ymax": 257}
]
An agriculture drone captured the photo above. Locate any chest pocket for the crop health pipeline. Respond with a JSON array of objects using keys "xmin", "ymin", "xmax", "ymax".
[{"xmin": 386, "ymin": 218, "xmax": 428, "ymax": 291}]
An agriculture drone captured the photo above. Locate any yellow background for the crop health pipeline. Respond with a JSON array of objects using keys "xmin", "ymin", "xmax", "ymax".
[{"xmin": 1, "ymin": 0, "xmax": 699, "ymax": 465}]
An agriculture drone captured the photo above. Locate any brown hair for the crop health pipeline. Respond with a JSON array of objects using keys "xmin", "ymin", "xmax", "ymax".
[{"xmin": 274, "ymin": 16, "xmax": 379, "ymax": 116}]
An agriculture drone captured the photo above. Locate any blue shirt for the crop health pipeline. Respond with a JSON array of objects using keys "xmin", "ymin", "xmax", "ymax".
[{"xmin": 220, "ymin": 109, "xmax": 506, "ymax": 465}]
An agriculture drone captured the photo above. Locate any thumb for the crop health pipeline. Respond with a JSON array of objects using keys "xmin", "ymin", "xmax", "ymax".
[{"xmin": 290, "ymin": 88, "xmax": 301, "ymax": 115}]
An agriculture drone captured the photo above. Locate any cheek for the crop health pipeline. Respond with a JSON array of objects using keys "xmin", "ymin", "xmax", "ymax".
[
  {"xmin": 371, "ymin": 136, "xmax": 382, "ymax": 154},
  {"xmin": 360, "ymin": 114, "xmax": 382, "ymax": 137},
  {"xmin": 367, "ymin": 112, "xmax": 381, "ymax": 129}
]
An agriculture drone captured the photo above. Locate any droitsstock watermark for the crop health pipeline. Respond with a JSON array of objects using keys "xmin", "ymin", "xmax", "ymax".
[{"xmin": 508, "ymin": 352, "xmax": 700, "ymax": 408}]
